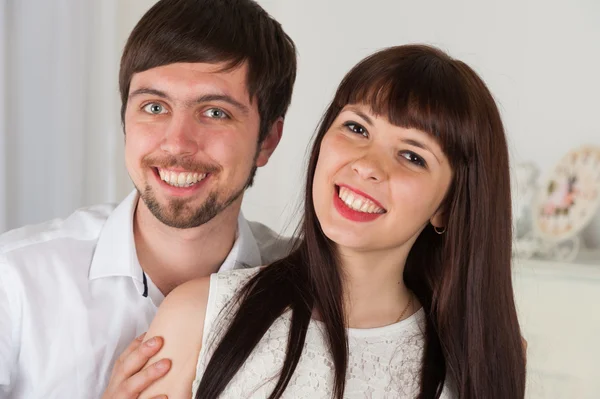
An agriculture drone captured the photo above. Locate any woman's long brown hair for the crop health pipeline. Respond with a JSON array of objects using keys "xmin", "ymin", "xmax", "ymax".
[{"xmin": 196, "ymin": 44, "xmax": 526, "ymax": 399}]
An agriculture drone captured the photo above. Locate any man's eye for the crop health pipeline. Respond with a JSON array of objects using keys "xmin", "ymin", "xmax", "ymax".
[
  {"xmin": 203, "ymin": 108, "xmax": 229, "ymax": 119},
  {"xmin": 143, "ymin": 103, "xmax": 167, "ymax": 115},
  {"xmin": 344, "ymin": 122, "xmax": 368, "ymax": 137}
]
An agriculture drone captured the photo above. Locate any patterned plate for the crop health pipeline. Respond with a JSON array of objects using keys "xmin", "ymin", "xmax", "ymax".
[{"xmin": 532, "ymin": 145, "xmax": 600, "ymax": 242}]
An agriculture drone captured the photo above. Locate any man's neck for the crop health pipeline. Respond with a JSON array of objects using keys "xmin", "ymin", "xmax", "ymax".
[{"xmin": 133, "ymin": 198, "xmax": 241, "ymax": 296}]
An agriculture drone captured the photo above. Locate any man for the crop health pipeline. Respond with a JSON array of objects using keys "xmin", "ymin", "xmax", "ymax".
[{"xmin": 0, "ymin": 0, "xmax": 297, "ymax": 397}]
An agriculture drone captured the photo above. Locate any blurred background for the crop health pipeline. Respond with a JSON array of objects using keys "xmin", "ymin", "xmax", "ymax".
[{"xmin": 1, "ymin": 0, "xmax": 599, "ymax": 397}]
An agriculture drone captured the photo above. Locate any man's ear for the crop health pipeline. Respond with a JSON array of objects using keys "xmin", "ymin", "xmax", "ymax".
[{"xmin": 255, "ymin": 118, "xmax": 284, "ymax": 167}]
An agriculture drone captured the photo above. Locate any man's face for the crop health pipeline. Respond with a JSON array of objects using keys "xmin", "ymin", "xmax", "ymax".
[{"xmin": 124, "ymin": 62, "xmax": 278, "ymax": 229}]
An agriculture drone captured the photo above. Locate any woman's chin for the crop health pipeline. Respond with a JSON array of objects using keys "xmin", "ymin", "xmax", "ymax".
[{"xmin": 321, "ymin": 226, "xmax": 375, "ymax": 252}]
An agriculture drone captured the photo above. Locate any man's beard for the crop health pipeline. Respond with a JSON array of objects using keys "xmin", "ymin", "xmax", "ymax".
[
  {"xmin": 139, "ymin": 184, "xmax": 244, "ymax": 229},
  {"xmin": 137, "ymin": 166, "xmax": 258, "ymax": 230}
]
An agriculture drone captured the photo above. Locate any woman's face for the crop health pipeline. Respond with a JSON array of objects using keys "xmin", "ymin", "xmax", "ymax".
[{"xmin": 312, "ymin": 104, "xmax": 453, "ymax": 255}]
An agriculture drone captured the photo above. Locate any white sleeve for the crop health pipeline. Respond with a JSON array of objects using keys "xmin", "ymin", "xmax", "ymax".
[{"xmin": 0, "ymin": 257, "xmax": 15, "ymax": 391}]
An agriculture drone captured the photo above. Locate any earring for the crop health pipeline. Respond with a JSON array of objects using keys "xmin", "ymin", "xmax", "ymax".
[{"xmin": 434, "ymin": 226, "xmax": 446, "ymax": 235}]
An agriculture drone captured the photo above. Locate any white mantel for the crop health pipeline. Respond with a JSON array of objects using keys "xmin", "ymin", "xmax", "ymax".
[{"xmin": 513, "ymin": 251, "xmax": 600, "ymax": 398}]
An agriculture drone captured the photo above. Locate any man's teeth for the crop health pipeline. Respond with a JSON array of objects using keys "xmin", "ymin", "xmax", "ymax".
[
  {"xmin": 158, "ymin": 169, "xmax": 207, "ymax": 187},
  {"xmin": 338, "ymin": 186, "xmax": 385, "ymax": 214}
]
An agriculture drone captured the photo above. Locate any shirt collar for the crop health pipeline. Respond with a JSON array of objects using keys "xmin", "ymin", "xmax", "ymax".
[
  {"xmin": 89, "ymin": 191, "xmax": 263, "ymax": 288},
  {"xmin": 219, "ymin": 212, "xmax": 263, "ymax": 272},
  {"xmin": 89, "ymin": 190, "xmax": 143, "ymax": 285}
]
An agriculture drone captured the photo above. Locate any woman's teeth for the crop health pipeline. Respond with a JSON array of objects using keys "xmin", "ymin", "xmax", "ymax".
[
  {"xmin": 338, "ymin": 186, "xmax": 385, "ymax": 214},
  {"xmin": 158, "ymin": 169, "xmax": 207, "ymax": 188}
]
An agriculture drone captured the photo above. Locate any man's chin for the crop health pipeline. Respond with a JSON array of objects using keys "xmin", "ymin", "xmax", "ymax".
[
  {"xmin": 149, "ymin": 208, "xmax": 205, "ymax": 229},
  {"xmin": 156, "ymin": 216, "xmax": 197, "ymax": 229},
  {"xmin": 145, "ymin": 198, "xmax": 222, "ymax": 229},
  {"xmin": 138, "ymin": 182, "xmax": 239, "ymax": 229},
  {"xmin": 140, "ymin": 195, "xmax": 194, "ymax": 228}
]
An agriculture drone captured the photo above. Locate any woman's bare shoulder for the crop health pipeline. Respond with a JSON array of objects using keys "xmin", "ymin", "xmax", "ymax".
[{"xmin": 139, "ymin": 276, "xmax": 212, "ymax": 399}]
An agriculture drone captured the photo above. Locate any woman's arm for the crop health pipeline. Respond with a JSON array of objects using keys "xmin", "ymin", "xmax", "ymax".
[{"xmin": 138, "ymin": 276, "xmax": 211, "ymax": 399}]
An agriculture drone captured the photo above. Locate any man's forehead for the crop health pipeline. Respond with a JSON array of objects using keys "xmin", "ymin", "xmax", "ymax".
[{"xmin": 129, "ymin": 61, "xmax": 252, "ymax": 102}]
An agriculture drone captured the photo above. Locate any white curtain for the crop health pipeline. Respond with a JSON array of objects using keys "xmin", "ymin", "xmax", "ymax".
[
  {"xmin": 1, "ymin": 1, "xmax": 7, "ymax": 232},
  {"xmin": 0, "ymin": 0, "xmax": 128, "ymax": 233}
]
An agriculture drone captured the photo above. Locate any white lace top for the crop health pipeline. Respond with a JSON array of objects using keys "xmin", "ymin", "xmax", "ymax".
[{"xmin": 191, "ymin": 267, "xmax": 453, "ymax": 398}]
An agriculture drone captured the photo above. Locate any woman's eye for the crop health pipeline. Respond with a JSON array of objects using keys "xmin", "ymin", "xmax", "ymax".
[
  {"xmin": 203, "ymin": 108, "xmax": 229, "ymax": 119},
  {"xmin": 400, "ymin": 151, "xmax": 427, "ymax": 168},
  {"xmin": 143, "ymin": 103, "xmax": 167, "ymax": 115},
  {"xmin": 344, "ymin": 122, "xmax": 368, "ymax": 137}
]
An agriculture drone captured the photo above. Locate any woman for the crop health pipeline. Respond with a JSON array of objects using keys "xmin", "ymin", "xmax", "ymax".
[{"xmin": 139, "ymin": 44, "xmax": 527, "ymax": 398}]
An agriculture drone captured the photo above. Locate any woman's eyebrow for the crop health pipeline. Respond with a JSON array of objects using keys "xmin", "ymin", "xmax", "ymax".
[{"xmin": 345, "ymin": 107, "xmax": 374, "ymax": 127}]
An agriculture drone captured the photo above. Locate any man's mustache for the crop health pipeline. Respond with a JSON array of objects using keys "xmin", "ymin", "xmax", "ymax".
[{"xmin": 141, "ymin": 155, "xmax": 222, "ymax": 174}]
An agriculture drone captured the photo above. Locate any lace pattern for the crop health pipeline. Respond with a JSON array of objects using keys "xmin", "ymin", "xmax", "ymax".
[{"xmin": 191, "ymin": 267, "xmax": 452, "ymax": 398}]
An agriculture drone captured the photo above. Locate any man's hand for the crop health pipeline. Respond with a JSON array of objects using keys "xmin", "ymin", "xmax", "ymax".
[{"xmin": 101, "ymin": 333, "xmax": 171, "ymax": 399}]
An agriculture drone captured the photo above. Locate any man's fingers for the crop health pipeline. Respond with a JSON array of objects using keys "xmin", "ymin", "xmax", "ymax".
[
  {"xmin": 101, "ymin": 334, "xmax": 167, "ymax": 399},
  {"xmin": 121, "ymin": 336, "xmax": 165, "ymax": 377},
  {"xmin": 121, "ymin": 359, "xmax": 172, "ymax": 397},
  {"xmin": 117, "ymin": 332, "xmax": 146, "ymax": 364},
  {"xmin": 109, "ymin": 333, "xmax": 147, "ymax": 387}
]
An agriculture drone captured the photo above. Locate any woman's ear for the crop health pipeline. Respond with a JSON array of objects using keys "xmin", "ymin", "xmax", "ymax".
[{"xmin": 430, "ymin": 207, "xmax": 447, "ymax": 230}]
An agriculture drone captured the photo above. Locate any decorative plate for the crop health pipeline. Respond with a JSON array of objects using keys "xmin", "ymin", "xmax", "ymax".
[
  {"xmin": 532, "ymin": 145, "xmax": 600, "ymax": 242},
  {"xmin": 511, "ymin": 162, "xmax": 539, "ymax": 238}
]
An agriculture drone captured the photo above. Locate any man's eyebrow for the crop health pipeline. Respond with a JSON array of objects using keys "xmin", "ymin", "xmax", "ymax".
[{"xmin": 129, "ymin": 88, "xmax": 170, "ymax": 100}]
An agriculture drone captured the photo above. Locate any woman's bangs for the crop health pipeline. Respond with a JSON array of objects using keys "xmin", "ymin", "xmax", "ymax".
[{"xmin": 333, "ymin": 61, "xmax": 472, "ymax": 167}]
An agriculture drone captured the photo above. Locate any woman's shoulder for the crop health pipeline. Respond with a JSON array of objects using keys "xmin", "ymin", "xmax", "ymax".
[
  {"xmin": 138, "ymin": 277, "xmax": 212, "ymax": 398},
  {"xmin": 165, "ymin": 276, "xmax": 212, "ymax": 310},
  {"xmin": 148, "ymin": 266, "xmax": 263, "ymax": 339},
  {"xmin": 146, "ymin": 276, "xmax": 214, "ymax": 347}
]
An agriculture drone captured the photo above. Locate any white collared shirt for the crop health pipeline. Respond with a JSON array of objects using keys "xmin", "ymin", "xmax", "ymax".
[{"xmin": 0, "ymin": 191, "xmax": 290, "ymax": 399}]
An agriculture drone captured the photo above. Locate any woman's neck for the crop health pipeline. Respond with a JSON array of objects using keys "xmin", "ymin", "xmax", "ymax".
[{"xmin": 337, "ymin": 246, "xmax": 416, "ymax": 329}]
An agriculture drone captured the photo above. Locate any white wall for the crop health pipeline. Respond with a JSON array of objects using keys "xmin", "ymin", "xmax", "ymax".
[{"xmin": 238, "ymin": 0, "xmax": 600, "ymax": 244}]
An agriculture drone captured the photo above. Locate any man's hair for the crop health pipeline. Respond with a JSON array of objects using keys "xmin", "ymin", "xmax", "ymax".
[{"xmin": 119, "ymin": 0, "xmax": 297, "ymax": 142}]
